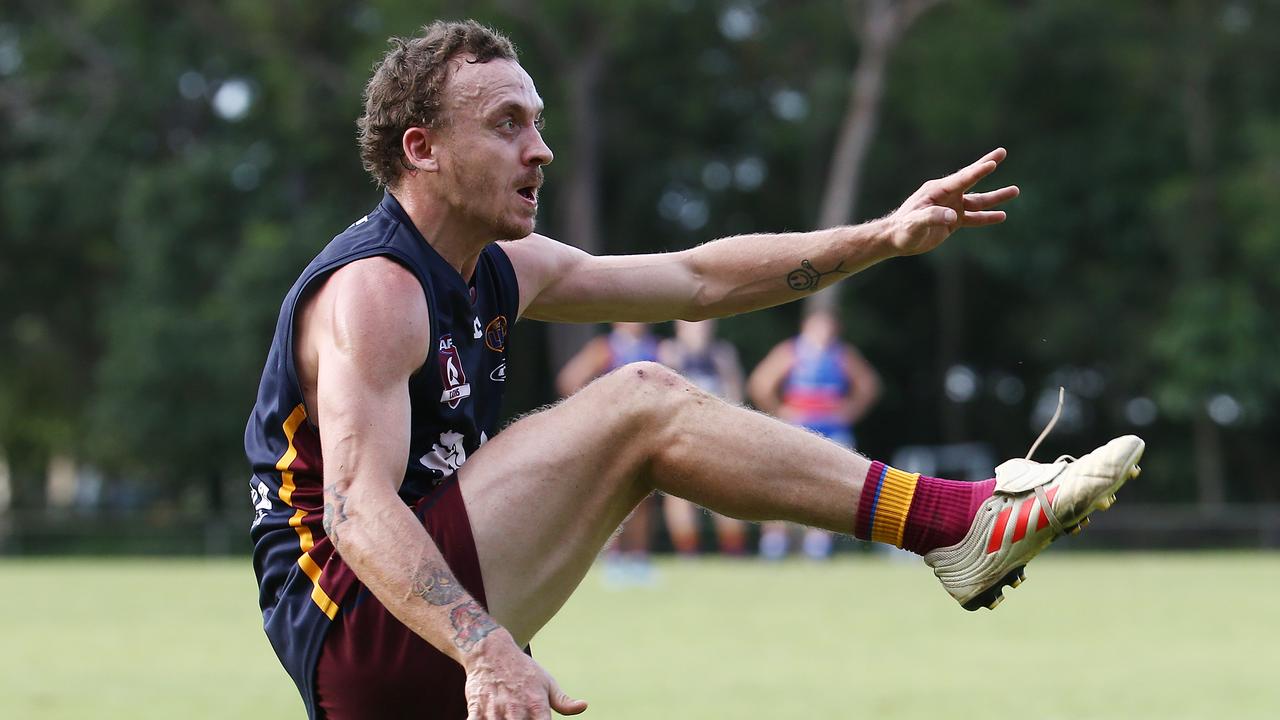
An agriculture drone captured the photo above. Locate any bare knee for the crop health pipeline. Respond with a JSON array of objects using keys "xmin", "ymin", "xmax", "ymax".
[
  {"xmin": 597, "ymin": 361, "xmax": 694, "ymax": 404},
  {"xmin": 600, "ymin": 360, "xmax": 716, "ymax": 447},
  {"xmin": 587, "ymin": 361, "xmax": 706, "ymax": 431}
]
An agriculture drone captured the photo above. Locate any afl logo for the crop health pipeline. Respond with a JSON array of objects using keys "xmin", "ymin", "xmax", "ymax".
[
  {"xmin": 437, "ymin": 334, "xmax": 471, "ymax": 409},
  {"xmin": 484, "ymin": 316, "xmax": 509, "ymax": 352}
]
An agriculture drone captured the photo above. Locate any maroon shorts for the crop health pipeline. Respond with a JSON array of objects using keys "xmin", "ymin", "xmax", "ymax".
[{"xmin": 315, "ymin": 475, "xmax": 487, "ymax": 719}]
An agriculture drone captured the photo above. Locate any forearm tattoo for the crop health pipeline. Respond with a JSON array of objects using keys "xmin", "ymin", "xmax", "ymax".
[
  {"xmin": 411, "ymin": 563, "xmax": 466, "ymax": 605},
  {"xmin": 786, "ymin": 259, "xmax": 851, "ymax": 292},
  {"xmin": 411, "ymin": 563, "xmax": 498, "ymax": 650},
  {"xmin": 450, "ymin": 600, "xmax": 500, "ymax": 652},
  {"xmin": 322, "ymin": 486, "xmax": 349, "ymax": 542}
]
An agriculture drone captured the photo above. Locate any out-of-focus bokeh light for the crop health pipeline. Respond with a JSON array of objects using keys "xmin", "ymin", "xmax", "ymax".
[
  {"xmin": 1125, "ymin": 396, "xmax": 1159, "ymax": 427},
  {"xmin": 1207, "ymin": 393, "xmax": 1243, "ymax": 426},
  {"xmin": 212, "ymin": 78, "xmax": 253, "ymax": 122}
]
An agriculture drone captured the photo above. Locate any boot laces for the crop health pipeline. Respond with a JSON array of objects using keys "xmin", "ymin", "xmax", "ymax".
[{"xmin": 1025, "ymin": 387, "xmax": 1077, "ymax": 464}]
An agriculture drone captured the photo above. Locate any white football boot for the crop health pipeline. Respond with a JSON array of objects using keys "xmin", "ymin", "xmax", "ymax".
[{"xmin": 924, "ymin": 434, "xmax": 1145, "ymax": 611}]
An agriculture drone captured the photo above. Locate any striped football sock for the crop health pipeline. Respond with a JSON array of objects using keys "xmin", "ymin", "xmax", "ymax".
[{"xmin": 853, "ymin": 461, "xmax": 997, "ymax": 555}]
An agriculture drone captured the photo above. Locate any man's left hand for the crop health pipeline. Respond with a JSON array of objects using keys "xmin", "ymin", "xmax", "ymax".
[{"xmin": 884, "ymin": 147, "xmax": 1020, "ymax": 256}]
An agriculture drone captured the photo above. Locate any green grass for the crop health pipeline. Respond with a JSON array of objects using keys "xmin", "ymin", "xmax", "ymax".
[{"xmin": 2, "ymin": 553, "xmax": 1277, "ymax": 719}]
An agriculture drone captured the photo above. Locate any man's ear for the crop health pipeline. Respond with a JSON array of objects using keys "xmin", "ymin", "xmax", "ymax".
[{"xmin": 402, "ymin": 126, "xmax": 440, "ymax": 173}]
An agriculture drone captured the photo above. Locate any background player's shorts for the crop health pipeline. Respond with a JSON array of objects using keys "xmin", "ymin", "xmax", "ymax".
[{"xmin": 314, "ymin": 474, "xmax": 486, "ymax": 720}]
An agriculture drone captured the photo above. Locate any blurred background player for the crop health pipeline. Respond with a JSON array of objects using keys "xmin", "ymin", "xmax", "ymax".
[
  {"xmin": 657, "ymin": 320, "xmax": 749, "ymax": 556},
  {"xmin": 748, "ymin": 306, "xmax": 881, "ymax": 559},
  {"xmin": 557, "ymin": 322, "xmax": 661, "ymax": 582}
]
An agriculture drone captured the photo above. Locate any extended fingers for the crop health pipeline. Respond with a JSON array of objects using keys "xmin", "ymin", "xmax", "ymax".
[
  {"xmin": 961, "ymin": 210, "xmax": 1007, "ymax": 226},
  {"xmin": 963, "ymin": 185, "xmax": 1019, "ymax": 210},
  {"xmin": 976, "ymin": 147, "xmax": 1007, "ymax": 165},
  {"xmin": 940, "ymin": 147, "xmax": 1007, "ymax": 193}
]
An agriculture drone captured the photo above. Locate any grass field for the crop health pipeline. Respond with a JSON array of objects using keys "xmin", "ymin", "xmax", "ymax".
[{"xmin": 2, "ymin": 553, "xmax": 1277, "ymax": 719}]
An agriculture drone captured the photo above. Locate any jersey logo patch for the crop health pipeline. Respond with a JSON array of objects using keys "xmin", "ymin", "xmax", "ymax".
[
  {"xmin": 472, "ymin": 317, "xmax": 483, "ymax": 339},
  {"xmin": 250, "ymin": 480, "xmax": 272, "ymax": 528},
  {"xmin": 490, "ymin": 362, "xmax": 506, "ymax": 382},
  {"xmin": 437, "ymin": 334, "xmax": 471, "ymax": 408},
  {"xmin": 421, "ymin": 430, "xmax": 468, "ymax": 474},
  {"xmin": 484, "ymin": 315, "xmax": 508, "ymax": 352},
  {"xmin": 419, "ymin": 430, "xmax": 488, "ymax": 475}
]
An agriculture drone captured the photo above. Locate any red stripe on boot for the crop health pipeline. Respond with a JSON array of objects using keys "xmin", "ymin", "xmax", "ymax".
[
  {"xmin": 1011, "ymin": 496, "xmax": 1037, "ymax": 543},
  {"xmin": 986, "ymin": 506, "xmax": 1014, "ymax": 554}
]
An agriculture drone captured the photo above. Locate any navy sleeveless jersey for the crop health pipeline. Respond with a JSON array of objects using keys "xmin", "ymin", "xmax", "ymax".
[{"xmin": 244, "ymin": 192, "xmax": 519, "ymax": 713}]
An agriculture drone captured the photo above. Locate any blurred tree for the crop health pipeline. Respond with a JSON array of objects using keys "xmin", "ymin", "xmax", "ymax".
[
  {"xmin": 1, "ymin": 0, "xmax": 1278, "ymax": 538},
  {"xmin": 1147, "ymin": 0, "xmax": 1280, "ymax": 506},
  {"xmin": 1, "ymin": 0, "xmax": 136, "ymax": 509},
  {"xmin": 817, "ymin": 0, "xmax": 943, "ymax": 231}
]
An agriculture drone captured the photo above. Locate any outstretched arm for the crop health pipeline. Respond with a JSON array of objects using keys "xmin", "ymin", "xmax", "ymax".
[
  {"xmin": 306, "ymin": 258, "xmax": 585, "ymax": 719},
  {"xmin": 503, "ymin": 148, "xmax": 1018, "ymax": 323}
]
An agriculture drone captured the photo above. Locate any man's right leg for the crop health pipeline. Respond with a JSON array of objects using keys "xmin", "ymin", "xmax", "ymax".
[{"xmin": 458, "ymin": 362, "xmax": 1142, "ymax": 644}]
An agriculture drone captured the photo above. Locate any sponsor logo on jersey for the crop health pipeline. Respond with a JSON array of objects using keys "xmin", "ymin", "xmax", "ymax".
[
  {"xmin": 484, "ymin": 315, "xmax": 508, "ymax": 352},
  {"xmin": 490, "ymin": 362, "xmax": 506, "ymax": 382},
  {"xmin": 437, "ymin": 334, "xmax": 471, "ymax": 408}
]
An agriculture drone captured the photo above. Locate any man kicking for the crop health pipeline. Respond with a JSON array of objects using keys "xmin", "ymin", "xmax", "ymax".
[{"xmin": 245, "ymin": 19, "xmax": 1144, "ymax": 720}]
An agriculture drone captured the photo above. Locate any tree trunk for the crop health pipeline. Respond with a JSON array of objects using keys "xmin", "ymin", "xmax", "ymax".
[
  {"xmin": 815, "ymin": 0, "xmax": 897, "ymax": 232},
  {"xmin": 808, "ymin": 0, "xmax": 942, "ymax": 315}
]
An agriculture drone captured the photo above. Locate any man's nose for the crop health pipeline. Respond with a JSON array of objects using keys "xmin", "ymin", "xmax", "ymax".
[{"xmin": 526, "ymin": 129, "xmax": 553, "ymax": 167}]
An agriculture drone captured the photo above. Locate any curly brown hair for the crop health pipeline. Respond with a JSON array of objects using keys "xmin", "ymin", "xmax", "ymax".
[{"xmin": 357, "ymin": 20, "xmax": 518, "ymax": 188}]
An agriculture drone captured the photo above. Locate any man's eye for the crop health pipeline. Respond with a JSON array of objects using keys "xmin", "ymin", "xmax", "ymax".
[
  {"xmin": 534, "ymin": 116, "xmax": 546, "ymax": 131},
  {"xmin": 499, "ymin": 119, "xmax": 517, "ymax": 131}
]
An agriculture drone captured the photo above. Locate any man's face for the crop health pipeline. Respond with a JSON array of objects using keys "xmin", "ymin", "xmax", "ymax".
[{"xmin": 433, "ymin": 57, "xmax": 553, "ymax": 240}]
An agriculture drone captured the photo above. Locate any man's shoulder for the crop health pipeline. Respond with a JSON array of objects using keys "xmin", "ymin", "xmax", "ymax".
[
  {"xmin": 327, "ymin": 255, "xmax": 423, "ymax": 309},
  {"xmin": 330, "ymin": 202, "xmax": 399, "ymax": 247},
  {"xmin": 314, "ymin": 257, "xmax": 430, "ymax": 367}
]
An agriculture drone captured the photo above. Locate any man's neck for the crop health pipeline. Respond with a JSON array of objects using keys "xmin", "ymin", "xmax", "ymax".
[{"xmin": 389, "ymin": 187, "xmax": 487, "ymax": 281}]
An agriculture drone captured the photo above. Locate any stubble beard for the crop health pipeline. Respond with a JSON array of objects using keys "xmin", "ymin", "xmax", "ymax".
[
  {"xmin": 446, "ymin": 169, "xmax": 536, "ymax": 241},
  {"xmin": 496, "ymin": 213, "xmax": 536, "ymax": 241}
]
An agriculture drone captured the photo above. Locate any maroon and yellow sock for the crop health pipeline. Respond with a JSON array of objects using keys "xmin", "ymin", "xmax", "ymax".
[{"xmin": 853, "ymin": 461, "xmax": 997, "ymax": 555}]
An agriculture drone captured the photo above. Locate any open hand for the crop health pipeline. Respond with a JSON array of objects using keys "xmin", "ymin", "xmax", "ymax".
[
  {"xmin": 885, "ymin": 147, "xmax": 1020, "ymax": 256},
  {"xmin": 464, "ymin": 630, "xmax": 588, "ymax": 719}
]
